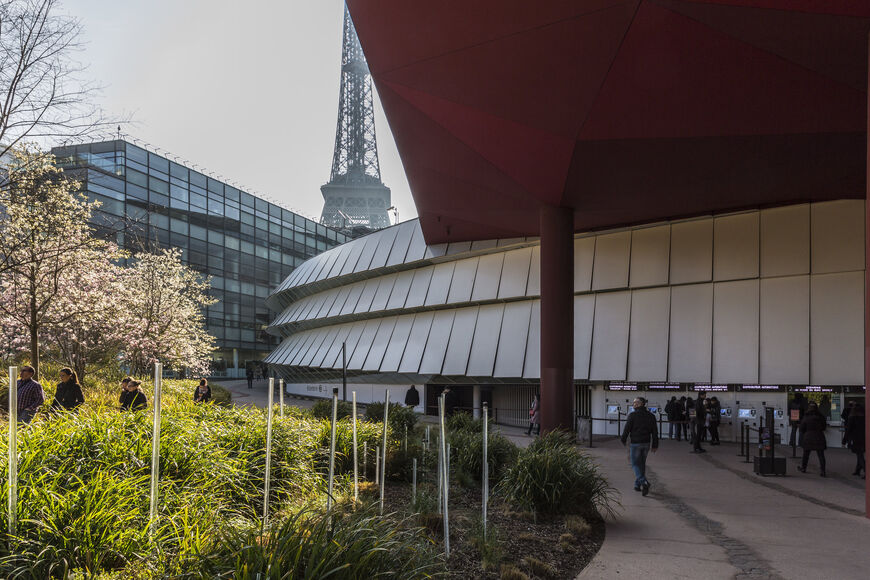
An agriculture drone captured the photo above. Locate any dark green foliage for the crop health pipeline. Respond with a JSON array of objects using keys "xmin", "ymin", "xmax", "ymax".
[
  {"xmin": 446, "ymin": 411, "xmax": 479, "ymax": 433},
  {"xmin": 207, "ymin": 505, "xmax": 444, "ymax": 579},
  {"xmin": 309, "ymin": 398, "xmax": 353, "ymax": 421},
  {"xmin": 497, "ymin": 431, "xmax": 618, "ymax": 517},
  {"xmin": 365, "ymin": 401, "xmax": 418, "ymax": 433},
  {"xmin": 449, "ymin": 429, "xmax": 518, "ymax": 485}
]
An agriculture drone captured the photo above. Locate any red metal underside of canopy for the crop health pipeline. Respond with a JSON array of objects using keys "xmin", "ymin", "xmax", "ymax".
[{"xmin": 347, "ymin": 0, "xmax": 870, "ymax": 243}]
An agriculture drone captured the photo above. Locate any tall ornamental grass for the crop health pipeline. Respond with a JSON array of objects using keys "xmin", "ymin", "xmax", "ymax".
[
  {"xmin": 0, "ymin": 378, "xmax": 417, "ymax": 578},
  {"xmin": 497, "ymin": 431, "xmax": 618, "ymax": 518}
]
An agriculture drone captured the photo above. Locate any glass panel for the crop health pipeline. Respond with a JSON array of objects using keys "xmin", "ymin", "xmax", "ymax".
[
  {"xmin": 240, "ymin": 192, "xmax": 255, "ymax": 208},
  {"xmin": 148, "ymin": 152, "xmax": 169, "ymax": 173},
  {"xmin": 169, "ymin": 161, "xmax": 188, "ymax": 180},
  {"xmin": 149, "ymin": 177, "xmax": 168, "ymax": 195},
  {"xmin": 208, "ymin": 230, "xmax": 224, "ymax": 245},
  {"xmin": 208, "ymin": 198, "xmax": 224, "ymax": 215},
  {"xmin": 125, "ymin": 144, "xmax": 148, "ymax": 164},
  {"xmin": 190, "ymin": 171, "xmax": 207, "ymax": 188},
  {"xmin": 190, "ymin": 191, "xmax": 207, "ymax": 208},
  {"xmin": 225, "ymin": 205, "xmax": 239, "ymax": 221},
  {"xmin": 170, "ymin": 183, "xmax": 188, "ymax": 201},
  {"xmin": 225, "ymin": 235, "xmax": 240, "ymax": 250},
  {"xmin": 149, "ymin": 192, "xmax": 169, "ymax": 207},
  {"xmin": 190, "ymin": 224, "xmax": 207, "ymax": 240},
  {"xmin": 170, "ymin": 217, "xmax": 188, "ymax": 235}
]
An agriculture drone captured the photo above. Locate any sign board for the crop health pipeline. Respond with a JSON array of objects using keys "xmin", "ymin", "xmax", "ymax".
[
  {"xmin": 646, "ymin": 383, "xmax": 683, "ymax": 391},
  {"xmin": 740, "ymin": 385, "xmax": 783, "ymax": 392},
  {"xmin": 692, "ymin": 384, "xmax": 729, "ymax": 392},
  {"xmin": 607, "ymin": 383, "xmax": 638, "ymax": 391},
  {"xmin": 794, "ymin": 385, "xmax": 834, "ymax": 393}
]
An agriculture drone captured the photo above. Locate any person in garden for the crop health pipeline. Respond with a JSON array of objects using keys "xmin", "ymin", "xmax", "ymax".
[
  {"xmin": 17, "ymin": 365, "xmax": 45, "ymax": 423},
  {"xmin": 620, "ymin": 397, "xmax": 658, "ymax": 496},
  {"xmin": 51, "ymin": 367, "xmax": 84, "ymax": 411},
  {"xmin": 194, "ymin": 378, "xmax": 211, "ymax": 404},
  {"xmin": 119, "ymin": 379, "xmax": 148, "ymax": 411},
  {"xmin": 526, "ymin": 393, "xmax": 540, "ymax": 436},
  {"xmin": 404, "ymin": 384, "xmax": 420, "ymax": 408}
]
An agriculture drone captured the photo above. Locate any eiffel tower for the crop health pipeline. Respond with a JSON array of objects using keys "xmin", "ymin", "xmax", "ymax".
[{"xmin": 320, "ymin": 3, "xmax": 391, "ymax": 231}]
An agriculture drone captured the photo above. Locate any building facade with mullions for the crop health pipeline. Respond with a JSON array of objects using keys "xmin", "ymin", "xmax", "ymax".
[
  {"xmin": 266, "ymin": 202, "xmax": 865, "ymax": 449},
  {"xmin": 52, "ymin": 139, "xmax": 349, "ymax": 376}
]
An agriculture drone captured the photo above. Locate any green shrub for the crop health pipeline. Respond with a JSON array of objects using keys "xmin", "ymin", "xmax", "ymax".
[
  {"xmin": 497, "ymin": 431, "xmax": 617, "ymax": 517},
  {"xmin": 365, "ymin": 401, "xmax": 418, "ymax": 433},
  {"xmin": 310, "ymin": 398, "xmax": 353, "ymax": 420},
  {"xmin": 447, "ymin": 411, "xmax": 479, "ymax": 433},
  {"xmin": 210, "ymin": 384, "xmax": 232, "ymax": 406},
  {"xmin": 205, "ymin": 505, "xmax": 443, "ymax": 579},
  {"xmin": 449, "ymin": 429, "xmax": 518, "ymax": 485}
]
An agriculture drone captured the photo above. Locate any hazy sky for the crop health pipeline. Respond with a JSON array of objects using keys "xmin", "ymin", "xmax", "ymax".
[{"xmin": 63, "ymin": 0, "xmax": 415, "ymax": 224}]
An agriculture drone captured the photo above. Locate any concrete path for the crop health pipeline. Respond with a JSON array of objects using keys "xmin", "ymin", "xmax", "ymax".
[
  {"xmin": 576, "ymin": 437, "xmax": 870, "ymax": 579},
  {"xmin": 212, "ymin": 379, "xmax": 319, "ymax": 410}
]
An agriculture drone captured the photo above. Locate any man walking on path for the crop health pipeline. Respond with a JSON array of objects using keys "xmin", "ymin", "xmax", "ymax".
[{"xmin": 620, "ymin": 397, "xmax": 658, "ymax": 496}]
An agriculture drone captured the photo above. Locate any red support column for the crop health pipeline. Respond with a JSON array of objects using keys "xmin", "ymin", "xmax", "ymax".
[
  {"xmin": 539, "ymin": 205, "xmax": 574, "ymax": 433},
  {"xmin": 865, "ymin": 35, "xmax": 870, "ymax": 518}
]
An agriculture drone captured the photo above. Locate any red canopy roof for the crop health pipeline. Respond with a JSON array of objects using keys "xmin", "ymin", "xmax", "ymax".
[{"xmin": 347, "ymin": 0, "xmax": 870, "ymax": 243}]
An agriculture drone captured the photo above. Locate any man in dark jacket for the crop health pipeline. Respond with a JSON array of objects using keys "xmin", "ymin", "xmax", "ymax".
[
  {"xmin": 798, "ymin": 402, "xmax": 827, "ymax": 476},
  {"xmin": 691, "ymin": 392, "xmax": 707, "ymax": 453},
  {"xmin": 621, "ymin": 397, "xmax": 659, "ymax": 496},
  {"xmin": 665, "ymin": 396, "xmax": 682, "ymax": 441},
  {"xmin": 405, "ymin": 385, "xmax": 420, "ymax": 407}
]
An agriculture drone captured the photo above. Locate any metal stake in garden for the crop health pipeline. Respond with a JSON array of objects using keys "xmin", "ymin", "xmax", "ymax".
[
  {"xmin": 439, "ymin": 393, "xmax": 450, "ymax": 556},
  {"xmin": 279, "ymin": 378, "xmax": 284, "ymax": 418},
  {"xmin": 149, "ymin": 362, "xmax": 163, "ymax": 538},
  {"xmin": 263, "ymin": 377, "xmax": 275, "ymax": 521},
  {"xmin": 352, "ymin": 391, "xmax": 359, "ymax": 502},
  {"xmin": 375, "ymin": 446, "xmax": 380, "ymax": 485},
  {"xmin": 380, "ymin": 390, "xmax": 390, "ymax": 515},
  {"xmin": 7, "ymin": 366, "xmax": 18, "ymax": 541},
  {"xmin": 327, "ymin": 387, "xmax": 339, "ymax": 512},
  {"xmin": 482, "ymin": 402, "xmax": 489, "ymax": 539}
]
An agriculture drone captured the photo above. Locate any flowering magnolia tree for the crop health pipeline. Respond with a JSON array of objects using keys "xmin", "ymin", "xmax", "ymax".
[
  {"xmin": 0, "ymin": 147, "xmax": 217, "ymax": 380},
  {"xmin": 115, "ymin": 248, "xmax": 217, "ymax": 377},
  {"xmin": 0, "ymin": 146, "xmax": 109, "ymax": 378}
]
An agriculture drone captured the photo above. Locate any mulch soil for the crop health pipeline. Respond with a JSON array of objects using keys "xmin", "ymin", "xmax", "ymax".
[{"xmin": 372, "ymin": 480, "xmax": 605, "ymax": 579}]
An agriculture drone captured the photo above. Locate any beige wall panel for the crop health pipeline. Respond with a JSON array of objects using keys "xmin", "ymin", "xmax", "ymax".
[
  {"xmin": 668, "ymin": 284, "xmax": 713, "ymax": 382},
  {"xmin": 447, "ymin": 257, "xmax": 479, "ymax": 304},
  {"xmin": 523, "ymin": 301, "xmax": 541, "ymax": 379},
  {"xmin": 424, "ymin": 262, "xmax": 455, "ymax": 307},
  {"xmin": 380, "ymin": 316, "xmax": 415, "ymax": 372},
  {"xmin": 712, "ymin": 280, "xmax": 759, "ymax": 383},
  {"xmin": 526, "ymin": 246, "xmax": 541, "ymax": 297},
  {"xmin": 627, "ymin": 287, "xmax": 670, "ymax": 381},
  {"xmin": 760, "ymin": 204, "xmax": 810, "ymax": 278},
  {"xmin": 498, "ymin": 248, "xmax": 533, "ymax": 299},
  {"xmin": 574, "ymin": 237, "xmax": 595, "ymax": 292},
  {"xmin": 630, "ymin": 225, "xmax": 670, "ymax": 288},
  {"xmin": 471, "ymin": 253, "xmax": 506, "ymax": 301},
  {"xmin": 442, "ymin": 307, "xmax": 478, "ymax": 375},
  {"xmin": 811, "ymin": 200, "xmax": 865, "ymax": 274},
  {"xmin": 405, "ymin": 266, "xmax": 434, "ymax": 308},
  {"xmin": 590, "ymin": 291, "xmax": 630, "ymax": 380},
  {"xmin": 574, "ymin": 295, "xmax": 595, "ymax": 379},
  {"xmin": 467, "ymin": 304, "xmax": 506, "ymax": 376},
  {"xmin": 398, "ymin": 312, "xmax": 435, "ymax": 373},
  {"xmin": 670, "ymin": 219, "xmax": 713, "ymax": 284},
  {"xmin": 714, "ymin": 213, "xmax": 759, "ymax": 281},
  {"xmin": 811, "ymin": 272, "xmax": 864, "ymax": 384},
  {"xmin": 386, "ymin": 270, "xmax": 415, "ymax": 310},
  {"xmin": 494, "ymin": 301, "xmax": 533, "ymax": 377},
  {"xmin": 419, "ymin": 310, "xmax": 456, "ymax": 374},
  {"xmin": 591, "ymin": 232, "xmax": 631, "ymax": 290},
  {"xmin": 760, "ymin": 276, "xmax": 809, "ymax": 384}
]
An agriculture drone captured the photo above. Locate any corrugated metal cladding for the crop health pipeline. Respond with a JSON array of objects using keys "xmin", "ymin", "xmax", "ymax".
[{"xmin": 266, "ymin": 201, "xmax": 865, "ymax": 386}]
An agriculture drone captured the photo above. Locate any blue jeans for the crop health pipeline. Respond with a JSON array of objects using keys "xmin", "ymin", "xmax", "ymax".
[
  {"xmin": 668, "ymin": 421, "xmax": 680, "ymax": 440},
  {"xmin": 630, "ymin": 443, "xmax": 651, "ymax": 488}
]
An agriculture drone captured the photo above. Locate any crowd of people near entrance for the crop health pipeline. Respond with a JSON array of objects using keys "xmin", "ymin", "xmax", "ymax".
[
  {"xmin": 11, "ymin": 366, "xmax": 216, "ymax": 423},
  {"xmin": 621, "ymin": 390, "xmax": 866, "ymax": 484}
]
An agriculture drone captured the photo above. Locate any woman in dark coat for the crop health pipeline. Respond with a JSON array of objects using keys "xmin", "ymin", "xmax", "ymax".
[
  {"xmin": 119, "ymin": 379, "xmax": 148, "ymax": 411},
  {"xmin": 193, "ymin": 378, "xmax": 212, "ymax": 404},
  {"xmin": 844, "ymin": 403, "xmax": 866, "ymax": 479},
  {"xmin": 51, "ymin": 368, "xmax": 85, "ymax": 411},
  {"xmin": 798, "ymin": 402, "xmax": 827, "ymax": 476}
]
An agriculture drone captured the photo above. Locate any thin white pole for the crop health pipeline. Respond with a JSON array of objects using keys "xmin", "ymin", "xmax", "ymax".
[
  {"xmin": 363, "ymin": 441, "xmax": 368, "ymax": 480},
  {"xmin": 404, "ymin": 425, "xmax": 408, "ymax": 452},
  {"xmin": 439, "ymin": 394, "xmax": 450, "ymax": 556},
  {"xmin": 374, "ymin": 446, "xmax": 380, "ymax": 485},
  {"xmin": 483, "ymin": 403, "xmax": 489, "ymax": 539},
  {"xmin": 279, "ymin": 378, "xmax": 284, "ymax": 418},
  {"xmin": 263, "ymin": 377, "xmax": 275, "ymax": 521},
  {"xmin": 412, "ymin": 458, "xmax": 417, "ymax": 507},
  {"xmin": 352, "ymin": 391, "xmax": 359, "ymax": 502},
  {"xmin": 327, "ymin": 388, "xmax": 339, "ymax": 512},
  {"xmin": 437, "ymin": 433, "xmax": 442, "ymax": 514},
  {"xmin": 149, "ymin": 362, "xmax": 163, "ymax": 538},
  {"xmin": 8, "ymin": 366, "xmax": 18, "ymax": 542},
  {"xmin": 380, "ymin": 391, "xmax": 390, "ymax": 515}
]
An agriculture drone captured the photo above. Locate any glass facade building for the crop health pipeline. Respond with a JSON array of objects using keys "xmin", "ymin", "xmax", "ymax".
[{"xmin": 52, "ymin": 139, "xmax": 348, "ymax": 375}]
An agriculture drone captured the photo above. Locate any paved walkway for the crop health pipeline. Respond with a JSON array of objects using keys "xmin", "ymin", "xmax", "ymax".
[
  {"xmin": 576, "ymin": 436, "xmax": 870, "ymax": 579},
  {"xmin": 212, "ymin": 379, "xmax": 319, "ymax": 410}
]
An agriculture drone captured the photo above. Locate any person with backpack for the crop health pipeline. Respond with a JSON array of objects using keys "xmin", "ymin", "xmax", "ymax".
[
  {"xmin": 665, "ymin": 396, "xmax": 682, "ymax": 441},
  {"xmin": 798, "ymin": 401, "xmax": 827, "ymax": 477},
  {"xmin": 620, "ymin": 397, "xmax": 659, "ymax": 496}
]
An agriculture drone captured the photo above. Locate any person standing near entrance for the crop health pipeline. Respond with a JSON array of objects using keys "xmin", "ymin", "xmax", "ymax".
[
  {"xmin": 526, "ymin": 393, "xmax": 540, "ymax": 436},
  {"xmin": 788, "ymin": 392, "xmax": 808, "ymax": 447},
  {"xmin": 246, "ymin": 367, "xmax": 254, "ymax": 390},
  {"xmin": 843, "ymin": 403, "xmax": 865, "ymax": 479},
  {"xmin": 690, "ymin": 392, "xmax": 707, "ymax": 453},
  {"xmin": 798, "ymin": 401, "xmax": 827, "ymax": 477},
  {"xmin": 665, "ymin": 396, "xmax": 681, "ymax": 441},
  {"xmin": 620, "ymin": 397, "xmax": 658, "ymax": 496},
  {"xmin": 708, "ymin": 396, "xmax": 722, "ymax": 445},
  {"xmin": 404, "ymin": 385, "xmax": 420, "ymax": 408}
]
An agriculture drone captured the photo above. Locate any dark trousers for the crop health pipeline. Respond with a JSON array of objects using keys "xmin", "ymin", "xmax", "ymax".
[
  {"xmin": 855, "ymin": 451, "xmax": 865, "ymax": 474},
  {"xmin": 801, "ymin": 449, "xmax": 826, "ymax": 473},
  {"xmin": 247, "ymin": 377, "xmax": 253, "ymax": 389},
  {"xmin": 681, "ymin": 422, "xmax": 689, "ymax": 440},
  {"xmin": 526, "ymin": 421, "xmax": 539, "ymax": 435},
  {"xmin": 668, "ymin": 421, "xmax": 681, "ymax": 441},
  {"xmin": 709, "ymin": 423, "xmax": 720, "ymax": 443},
  {"xmin": 692, "ymin": 421, "xmax": 704, "ymax": 450}
]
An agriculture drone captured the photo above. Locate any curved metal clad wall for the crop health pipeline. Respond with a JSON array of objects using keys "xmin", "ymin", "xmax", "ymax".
[{"xmin": 266, "ymin": 201, "xmax": 865, "ymax": 387}]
